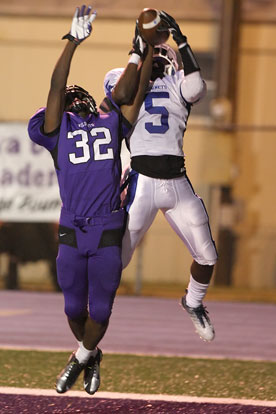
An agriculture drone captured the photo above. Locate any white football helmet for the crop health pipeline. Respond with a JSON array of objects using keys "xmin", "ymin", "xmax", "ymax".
[
  {"xmin": 103, "ymin": 44, "xmax": 179, "ymax": 94},
  {"xmin": 152, "ymin": 43, "xmax": 179, "ymax": 78},
  {"xmin": 103, "ymin": 67, "xmax": 124, "ymax": 96}
]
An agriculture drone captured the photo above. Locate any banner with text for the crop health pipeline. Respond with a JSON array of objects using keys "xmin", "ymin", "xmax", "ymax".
[{"xmin": 0, "ymin": 123, "xmax": 61, "ymax": 222}]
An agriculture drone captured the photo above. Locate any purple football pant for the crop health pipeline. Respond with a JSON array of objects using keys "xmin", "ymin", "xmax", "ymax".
[{"xmin": 56, "ymin": 208, "xmax": 125, "ymax": 324}]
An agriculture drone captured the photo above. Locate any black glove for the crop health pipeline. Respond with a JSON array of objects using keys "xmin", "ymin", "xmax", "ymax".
[
  {"xmin": 160, "ymin": 10, "xmax": 187, "ymax": 46},
  {"xmin": 129, "ymin": 21, "xmax": 145, "ymax": 56}
]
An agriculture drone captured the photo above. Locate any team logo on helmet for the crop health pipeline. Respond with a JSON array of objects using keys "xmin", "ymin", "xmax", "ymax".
[
  {"xmin": 103, "ymin": 68, "xmax": 124, "ymax": 96},
  {"xmin": 65, "ymin": 85, "xmax": 98, "ymax": 115}
]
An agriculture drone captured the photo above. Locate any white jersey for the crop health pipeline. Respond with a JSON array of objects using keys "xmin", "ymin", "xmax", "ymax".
[
  {"xmin": 103, "ymin": 66, "xmax": 217, "ymax": 271},
  {"xmin": 127, "ymin": 70, "xmax": 203, "ymax": 157}
]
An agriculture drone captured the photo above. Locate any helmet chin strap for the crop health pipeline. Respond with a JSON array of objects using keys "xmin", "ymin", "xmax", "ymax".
[{"xmin": 164, "ymin": 64, "xmax": 176, "ymax": 76}]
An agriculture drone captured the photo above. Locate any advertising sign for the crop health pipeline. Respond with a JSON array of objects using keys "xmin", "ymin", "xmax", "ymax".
[{"xmin": 0, "ymin": 123, "xmax": 61, "ymax": 222}]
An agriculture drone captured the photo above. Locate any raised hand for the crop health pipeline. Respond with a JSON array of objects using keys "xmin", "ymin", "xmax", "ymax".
[
  {"xmin": 129, "ymin": 21, "xmax": 146, "ymax": 56},
  {"xmin": 62, "ymin": 5, "xmax": 97, "ymax": 45},
  {"xmin": 159, "ymin": 10, "xmax": 187, "ymax": 46}
]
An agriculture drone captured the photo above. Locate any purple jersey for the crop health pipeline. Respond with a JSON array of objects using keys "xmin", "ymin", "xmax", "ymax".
[{"xmin": 28, "ymin": 97, "xmax": 131, "ymax": 217}]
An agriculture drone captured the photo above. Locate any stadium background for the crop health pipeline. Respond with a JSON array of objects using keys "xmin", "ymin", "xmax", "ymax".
[{"xmin": 0, "ymin": 0, "xmax": 276, "ymax": 296}]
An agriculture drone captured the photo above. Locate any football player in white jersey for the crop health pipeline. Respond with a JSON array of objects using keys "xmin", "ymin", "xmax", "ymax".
[{"xmin": 104, "ymin": 11, "xmax": 218, "ymax": 342}]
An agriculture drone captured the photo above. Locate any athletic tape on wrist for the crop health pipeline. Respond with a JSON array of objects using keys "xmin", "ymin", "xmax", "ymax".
[{"xmin": 128, "ymin": 53, "xmax": 141, "ymax": 65}]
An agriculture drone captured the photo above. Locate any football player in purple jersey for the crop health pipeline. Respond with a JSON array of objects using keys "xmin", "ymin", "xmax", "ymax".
[{"xmin": 28, "ymin": 5, "xmax": 152, "ymax": 395}]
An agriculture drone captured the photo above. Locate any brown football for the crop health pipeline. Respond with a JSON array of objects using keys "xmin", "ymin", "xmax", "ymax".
[{"xmin": 138, "ymin": 8, "xmax": 170, "ymax": 46}]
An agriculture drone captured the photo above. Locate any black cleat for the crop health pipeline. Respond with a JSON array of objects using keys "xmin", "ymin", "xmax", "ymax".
[
  {"xmin": 56, "ymin": 352, "xmax": 85, "ymax": 393},
  {"xmin": 83, "ymin": 348, "xmax": 103, "ymax": 395}
]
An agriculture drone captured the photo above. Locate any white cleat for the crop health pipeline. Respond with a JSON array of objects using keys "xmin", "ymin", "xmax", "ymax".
[{"xmin": 181, "ymin": 295, "xmax": 215, "ymax": 342}]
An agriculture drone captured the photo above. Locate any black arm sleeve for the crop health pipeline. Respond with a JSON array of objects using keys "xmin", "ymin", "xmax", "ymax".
[{"xmin": 179, "ymin": 44, "xmax": 200, "ymax": 76}]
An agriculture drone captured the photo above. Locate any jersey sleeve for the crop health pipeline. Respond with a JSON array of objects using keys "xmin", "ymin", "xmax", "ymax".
[
  {"xmin": 28, "ymin": 107, "xmax": 59, "ymax": 151},
  {"xmin": 179, "ymin": 71, "xmax": 207, "ymax": 104}
]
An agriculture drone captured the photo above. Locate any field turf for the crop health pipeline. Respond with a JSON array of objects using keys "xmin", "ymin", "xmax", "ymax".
[{"xmin": 1, "ymin": 349, "xmax": 275, "ymax": 401}]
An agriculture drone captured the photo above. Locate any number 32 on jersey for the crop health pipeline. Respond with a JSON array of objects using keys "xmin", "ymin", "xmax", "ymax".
[{"xmin": 68, "ymin": 127, "xmax": 114, "ymax": 165}]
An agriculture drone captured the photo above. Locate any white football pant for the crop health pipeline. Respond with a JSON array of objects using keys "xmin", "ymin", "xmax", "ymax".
[{"xmin": 122, "ymin": 172, "xmax": 218, "ymax": 269}]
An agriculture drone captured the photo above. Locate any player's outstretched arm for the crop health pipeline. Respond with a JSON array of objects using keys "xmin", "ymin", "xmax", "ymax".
[
  {"xmin": 160, "ymin": 10, "xmax": 200, "ymax": 76},
  {"xmin": 44, "ymin": 5, "xmax": 96, "ymax": 134},
  {"xmin": 121, "ymin": 44, "xmax": 153, "ymax": 124},
  {"xmin": 160, "ymin": 10, "xmax": 206, "ymax": 103},
  {"xmin": 112, "ymin": 22, "xmax": 146, "ymax": 106}
]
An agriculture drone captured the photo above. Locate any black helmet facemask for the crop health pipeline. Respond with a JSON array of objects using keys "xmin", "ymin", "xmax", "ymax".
[{"xmin": 65, "ymin": 85, "xmax": 98, "ymax": 115}]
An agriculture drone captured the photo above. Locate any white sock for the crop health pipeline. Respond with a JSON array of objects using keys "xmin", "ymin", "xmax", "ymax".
[
  {"xmin": 185, "ymin": 274, "xmax": 209, "ymax": 308},
  {"xmin": 75, "ymin": 343, "xmax": 97, "ymax": 364}
]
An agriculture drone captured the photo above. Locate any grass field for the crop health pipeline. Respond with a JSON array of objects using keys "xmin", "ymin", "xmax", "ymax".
[{"xmin": 1, "ymin": 349, "xmax": 275, "ymax": 401}]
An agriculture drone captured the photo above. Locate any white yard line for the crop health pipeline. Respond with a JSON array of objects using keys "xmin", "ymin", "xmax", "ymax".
[{"xmin": 0, "ymin": 387, "xmax": 275, "ymax": 407}]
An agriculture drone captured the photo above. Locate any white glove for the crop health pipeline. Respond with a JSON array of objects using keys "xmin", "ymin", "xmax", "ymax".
[{"xmin": 62, "ymin": 5, "xmax": 96, "ymax": 45}]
